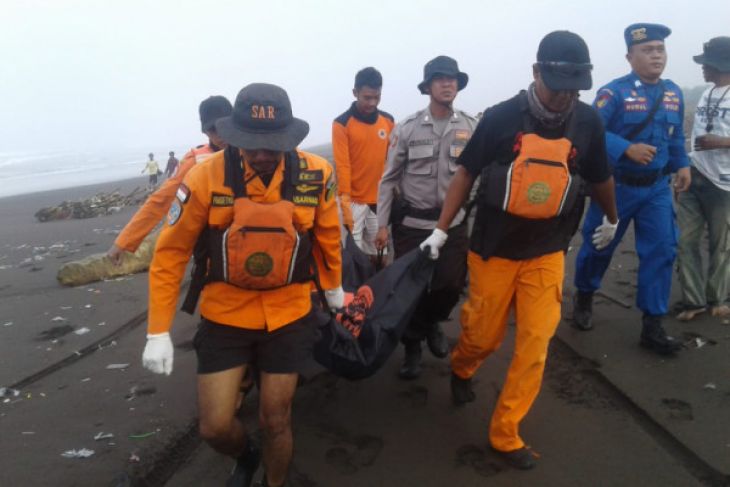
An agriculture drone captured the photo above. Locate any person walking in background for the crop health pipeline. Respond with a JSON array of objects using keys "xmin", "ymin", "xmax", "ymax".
[
  {"xmin": 333, "ymin": 67, "xmax": 394, "ymax": 261},
  {"xmin": 572, "ymin": 23, "xmax": 692, "ymax": 355},
  {"xmin": 107, "ymin": 96, "xmax": 232, "ymax": 264},
  {"xmin": 142, "ymin": 153, "xmax": 160, "ymax": 190},
  {"xmin": 165, "ymin": 151, "xmax": 179, "ymax": 178},
  {"xmin": 375, "ymin": 56, "xmax": 477, "ymax": 380},
  {"xmin": 676, "ymin": 37, "xmax": 730, "ymax": 320},
  {"xmin": 422, "ymin": 31, "xmax": 617, "ymax": 469}
]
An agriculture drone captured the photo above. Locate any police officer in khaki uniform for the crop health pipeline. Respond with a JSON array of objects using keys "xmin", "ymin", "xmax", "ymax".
[{"xmin": 375, "ymin": 55, "xmax": 477, "ymax": 379}]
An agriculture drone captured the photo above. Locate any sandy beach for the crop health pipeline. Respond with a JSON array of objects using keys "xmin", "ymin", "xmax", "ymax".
[{"xmin": 1, "ymin": 174, "xmax": 729, "ymax": 487}]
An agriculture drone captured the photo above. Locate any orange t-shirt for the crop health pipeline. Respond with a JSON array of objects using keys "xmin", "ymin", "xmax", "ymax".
[
  {"xmin": 114, "ymin": 144, "xmax": 215, "ymax": 252},
  {"xmin": 332, "ymin": 104, "xmax": 394, "ymax": 205}
]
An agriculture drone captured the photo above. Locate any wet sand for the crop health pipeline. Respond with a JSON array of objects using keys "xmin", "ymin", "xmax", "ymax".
[{"xmin": 1, "ymin": 175, "xmax": 729, "ymax": 486}]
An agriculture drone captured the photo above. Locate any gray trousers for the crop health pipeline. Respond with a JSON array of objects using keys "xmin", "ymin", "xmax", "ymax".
[{"xmin": 676, "ymin": 167, "xmax": 730, "ymax": 308}]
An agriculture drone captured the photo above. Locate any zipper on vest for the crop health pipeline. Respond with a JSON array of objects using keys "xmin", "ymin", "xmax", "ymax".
[{"xmin": 525, "ymin": 158, "xmax": 564, "ymax": 167}]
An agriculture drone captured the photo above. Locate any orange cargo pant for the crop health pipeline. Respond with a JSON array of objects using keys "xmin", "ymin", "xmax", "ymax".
[{"xmin": 451, "ymin": 250, "xmax": 564, "ymax": 452}]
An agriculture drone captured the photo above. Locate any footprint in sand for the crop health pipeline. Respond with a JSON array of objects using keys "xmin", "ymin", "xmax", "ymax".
[
  {"xmin": 398, "ymin": 385, "xmax": 428, "ymax": 409},
  {"xmin": 661, "ymin": 398, "xmax": 694, "ymax": 420},
  {"xmin": 455, "ymin": 444, "xmax": 503, "ymax": 477},
  {"xmin": 324, "ymin": 435, "xmax": 384, "ymax": 475}
]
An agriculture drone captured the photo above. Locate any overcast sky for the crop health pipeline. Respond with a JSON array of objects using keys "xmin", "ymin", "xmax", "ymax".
[{"xmin": 2, "ymin": 0, "xmax": 728, "ymax": 154}]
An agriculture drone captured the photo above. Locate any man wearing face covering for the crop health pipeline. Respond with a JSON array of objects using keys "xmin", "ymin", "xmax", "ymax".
[{"xmin": 423, "ymin": 31, "xmax": 618, "ymax": 469}]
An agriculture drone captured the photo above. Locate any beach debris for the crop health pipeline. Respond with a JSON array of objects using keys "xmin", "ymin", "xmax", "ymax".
[
  {"xmin": 61, "ymin": 448, "xmax": 95, "ymax": 458},
  {"xmin": 0, "ymin": 265, "xmax": 12, "ymax": 270},
  {"xmin": 129, "ymin": 431, "xmax": 157, "ymax": 440},
  {"xmin": 34, "ymin": 187, "xmax": 150, "ymax": 222},
  {"xmin": 81, "ymin": 378, "xmax": 91, "ymax": 382},
  {"xmin": 94, "ymin": 432, "xmax": 114, "ymax": 441},
  {"xmin": 57, "ymin": 231, "xmax": 159, "ymax": 286},
  {"xmin": 37, "ymin": 324, "xmax": 75, "ymax": 341},
  {"xmin": 129, "ymin": 452, "xmax": 141, "ymax": 463},
  {"xmin": 106, "ymin": 363, "xmax": 129, "ymax": 370},
  {"xmin": 703, "ymin": 383, "xmax": 717, "ymax": 390},
  {"xmin": 0, "ymin": 387, "xmax": 20, "ymax": 399},
  {"xmin": 97, "ymin": 321, "xmax": 106, "ymax": 326},
  {"xmin": 2, "ymin": 321, "xmax": 12, "ymax": 327},
  {"xmin": 51, "ymin": 316, "xmax": 67, "ymax": 322},
  {"xmin": 83, "ymin": 304, "xmax": 93, "ymax": 309},
  {"xmin": 21, "ymin": 431, "xmax": 35, "ymax": 435},
  {"xmin": 125, "ymin": 385, "xmax": 157, "ymax": 401},
  {"xmin": 74, "ymin": 327, "xmax": 91, "ymax": 336}
]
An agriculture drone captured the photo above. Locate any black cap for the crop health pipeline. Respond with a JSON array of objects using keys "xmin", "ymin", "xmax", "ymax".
[
  {"xmin": 624, "ymin": 23, "xmax": 671, "ymax": 49},
  {"xmin": 214, "ymin": 83, "xmax": 309, "ymax": 152},
  {"xmin": 694, "ymin": 36, "xmax": 730, "ymax": 73},
  {"xmin": 417, "ymin": 56, "xmax": 468, "ymax": 94},
  {"xmin": 199, "ymin": 96, "xmax": 233, "ymax": 133},
  {"xmin": 536, "ymin": 31, "xmax": 593, "ymax": 91}
]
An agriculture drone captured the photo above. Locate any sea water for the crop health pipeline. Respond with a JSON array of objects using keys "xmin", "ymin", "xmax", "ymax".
[{"xmin": 0, "ymin": 148, "xmax": 184, "ymax": 198}]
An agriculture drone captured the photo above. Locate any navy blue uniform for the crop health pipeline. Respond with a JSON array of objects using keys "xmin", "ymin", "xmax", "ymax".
[{"xmin": 574, "ymin": 72, "xmax": 689, "ymax": 316}]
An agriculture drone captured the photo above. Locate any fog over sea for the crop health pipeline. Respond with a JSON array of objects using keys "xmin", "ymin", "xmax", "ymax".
[{"xmin": 0, "ymin": 147, "xmax": 186, "ymax": 198}]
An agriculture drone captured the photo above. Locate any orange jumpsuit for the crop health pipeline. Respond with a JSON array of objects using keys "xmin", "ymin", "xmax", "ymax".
[
  {"xmin": 114, "ymin": 144, "xmax": 214, "ymax": 252},
  {"xmin": 147, "ymin": 150, "xmax": 341, "ymax": 334}
]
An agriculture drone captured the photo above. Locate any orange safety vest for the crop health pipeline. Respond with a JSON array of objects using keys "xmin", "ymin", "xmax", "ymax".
[{"xmin": 480, "ymin": 107, "xmax": 581, "ymax": 220}]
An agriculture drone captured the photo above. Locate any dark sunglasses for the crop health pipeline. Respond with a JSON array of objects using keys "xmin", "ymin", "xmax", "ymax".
[{"xmin": 539, "ymin": 61, "xmax": 593, "ymax": 77}]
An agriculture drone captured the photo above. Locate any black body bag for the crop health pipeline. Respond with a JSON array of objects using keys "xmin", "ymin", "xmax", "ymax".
[{"xmin": 313, "ymin": 247, "xmax": 434, "ymax": 380}]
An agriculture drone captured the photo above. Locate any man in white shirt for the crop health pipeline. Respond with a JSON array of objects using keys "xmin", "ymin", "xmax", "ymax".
[{"xmin": 677, "ymin": 37, "xmax": 730, "ymax": 320}]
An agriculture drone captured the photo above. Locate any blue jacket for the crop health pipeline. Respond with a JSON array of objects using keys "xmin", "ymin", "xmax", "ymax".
[{"xmin": 592, "ymin": 72, "xmax": 689, "ymax": 174}]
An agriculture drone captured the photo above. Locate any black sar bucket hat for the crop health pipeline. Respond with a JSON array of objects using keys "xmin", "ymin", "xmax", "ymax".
[
  {"xmin": 199, "ymin": 95, "xmax": 233, "ymax": 132},
  {"xmin": 215, "ymin": 83, "xmax": 309, "ymax": 151},
  {"xmin": 537, "ymin": 31, "xmax": 593, "ymax": 91},
  {"xmin": 418, "ymin": 55, "xmax": 469, "ymax": 94},
  {"xmin": 693, "ymin": 37, "xmax": 730, "ymax": 73}
]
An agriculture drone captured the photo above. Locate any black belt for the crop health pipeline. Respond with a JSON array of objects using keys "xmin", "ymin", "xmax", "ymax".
[
  {"xmin": 405, "ymin": 206, "xmax": 442, "ymax": 221},
  {"xmin": 616, "ymin": 166, "xmax": 671, "ymax": 187}
]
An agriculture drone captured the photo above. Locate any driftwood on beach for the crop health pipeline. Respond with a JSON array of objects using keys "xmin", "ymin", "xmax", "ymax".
[
  {"xmin": 34, "ymin": 187, "xmax": 150, "ymax": 222},
  {"xmin": 57, "ymin": 231, "xmax": 159, "ymax": 286}
]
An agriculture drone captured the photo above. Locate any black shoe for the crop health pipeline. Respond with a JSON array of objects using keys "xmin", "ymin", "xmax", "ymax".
[
  {"xmin": 450, "ymin": 372, "xmax": 475, "ymax": 406},
  {"xmin": 493, "ymin": 446, "xmax": 537, "ymax": 470},
  {"xmin": 226, "ymin": 440, "xmax": 261, "ymax": 487},
  {"xmin": 572, "ymin": 291, "xmax": 594, "ymax": 331},
  {"xmin": 640, "ymin": 315, "xmax": 682, "ymax": 355},
  {"xmin": 426, "ymin": 323, "xmax": 449, "ymax": 358},
  {"xmin": 398, "ymin": 342, "xmax": 422, "ymax": 380}
]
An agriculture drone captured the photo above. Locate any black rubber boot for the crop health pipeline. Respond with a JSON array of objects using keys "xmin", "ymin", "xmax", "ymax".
[
  {"xmin": 572, "ymin": 290, "xmax": 594, "ymax": 331},
  {"xmin": 492, "ymin": 446, "xmax": 537, "ymax": 470},
  {"xmin": 425, "ymin": 322, "xmax": 449, "ymax": 358},
  {"xmin": 398, "ymin": 341, "xmax": 422, "ymax": 380},
  {"xmin": 640, "ymin": 314, "xmax": 682, "ymax": 355},
  {"xmin": 226, "ymin": 438, "xmax": 261, "ymax": 487},
  {"xmin": 450, "ymin": 372, "xmax": 476, "ymax": 406}
]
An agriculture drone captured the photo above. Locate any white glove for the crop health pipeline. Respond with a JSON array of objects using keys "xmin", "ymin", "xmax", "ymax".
[
  {"xmin": 419, "ymin": 228, "xmax": 448, "ymax": 260},
  {"xmin": 324, "ymin": 286, "xmax": 345, "ymax": 312},
  {"xmin": 142, "ymin": 332, "xmax": 174, "ymax": 375},
  {"xmin": 591, "ymin": 216, "xmax": 619, "ymax": 250}
]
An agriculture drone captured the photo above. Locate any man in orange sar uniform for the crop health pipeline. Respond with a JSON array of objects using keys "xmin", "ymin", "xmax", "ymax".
[{"xmin": 141, "ymin": 83, "xmax": 343, "ymax": 487}]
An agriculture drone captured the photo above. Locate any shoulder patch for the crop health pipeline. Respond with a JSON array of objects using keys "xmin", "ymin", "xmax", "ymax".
[
  {"xmin": 325, "ymin": 174, "xmax": 336, "ymax": 201},
  {"xmin": 176, "ymin": 184, "xmax": 190, "ymax": 204},
  {"xmin": 167, "ymin": 200, "xmax": 182, "ymax": 226}
]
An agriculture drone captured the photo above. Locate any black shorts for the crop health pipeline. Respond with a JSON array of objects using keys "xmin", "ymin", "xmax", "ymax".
[{"xmin": 193, "ymin": 311, "xmax": 320, "ymax": 375}]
